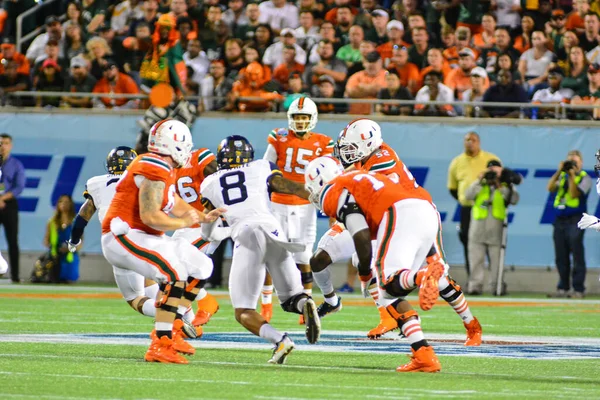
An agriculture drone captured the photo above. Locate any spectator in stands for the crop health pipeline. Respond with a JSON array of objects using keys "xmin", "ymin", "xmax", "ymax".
[
  {"xmin": 222, "ymin": 0, "xmax": 248, "ymax": 32},
  {"xmin": 129, "ymin": 0, "xmax": 159, "ymax": 36},
  {"xmin": 346, "ymin": 39, "xmax": 375, "ymax": 77},
  {"xmin": 336, "ymin": 25, "xmax": 364, "ymax": 66},
  {"xmin": 443, "ymin": 26, "xmax": 474, "ymax": 69},
  {"xmin": 177, "ymin": 17, "xmax": 195, "ymax": 52},
  {"xmin": 548, "ymin": 9, "xmax": 568, "ymax": 53},
  {"xmin": 457, "ymin": 0, "xmax": 485, "ymax": 34},
  {"xmin": 0, "ymin": 60, "xmax": 32, "ymax": 107},
  {"xmin": 376, "ymin": 68, "xmax": 412, "ymax": 116},
  {"xmin": 556, "ymin": 30, "xmax": 580, "ymax": 71},
  {"xmin": 240, "ymin": 43, "xmax": 273, "ymax": 85},
  {"xmin": 376, "ymin": 20, "xmax": 408, "ymax": 66},
  {"xmin": 33, "ymin": 40, "xmax": 68, "ymax": 82},
  {"xmin": 111, "ymin": 0, "xmax": 144, "ymax": 36},
  {"xmin": 258, "ymin": 0, "xmax": 299, "ymax": 35},
  {"xmin": 234, "ymin": 2, "xmax": 261, "ymax": 41},
  {"xmin": 299, "ymin": 0, "xmax": 325, "ymax": 21},
  {"xmin": 419, "ymin": 48, "xmax": 452, "ymax": 85},
  {"xmin": 316, "ymin": 75, "xmax": 348, "ymax": 113},
  {"xmin": 140, "ymin": 14, "xmax": 187, "ymax": 94},
  {"xmin": 335, "ymin": 5, "xmax": 355, "ymax": 45},
  {"xmin": 184, "ymin": 38, "xmax": 210, "ymax": 87},
  {"xmin": 446, "ymin": 48, "xmax": 488, "ymax": 100},
  {"xmin": 26, "ymin": 16, "xmax": 64, "ymax": 65},
  {"xmin": 579, "ymin": 12, "xmax": 600, "ymax": 52},
  {"xmin": 514, "ymin": 15, "xmax": 535, "ymax": 53},
  {"xmin": 571, "ymin": 62, "xmax": 600, "ymax": 119},
  {"xmin": 295, "ymin": 10, "xmax": 319, "ymax": 51},
  {"xmin": 567, "ymin": 0, "xmax": 590, "ymax": 35},
  {"xmin": 200, "ymin": 7, "xmax": 227, "ymax": 60},
  {"xmin": 224, "ymin": 38, "xmax": 245, "ymax": 79},
  {"xmin": 387, "ymin": 44, "xmax": 420, "ymax": 95},
  {"xmin": 81, "ymin": 0, "xmax": 108, "ymax": 35},
  {"xmin": 482, "ymin": 69, "xmax": 528, "ymax": 118},
  {"xmin": 200, "ymin": 60, "xmax": 233, "ymax": 111},
  {"xmin": 532, "ymin": 67, "xmax": 574, "ymax": 118},
  {"xmin": 324, "ymin": 0, "xmax": 355, "ymax": 24},
  {"xmin": 35, "ymin": 59, "xmax": 65, "ymax": 108},
  {"xmin": 273, "ymin": 45, "xmax": 305, "ymax": 91},
  {"xmin": 0, "ymin": 40, "xmax": 29, "ymax": 76},
  {"xmin": 63, "ymin": 2, "xmax": 85, "ymax": 31},
  {"xmin": 493, "ymin": 0, "xmax": 522, "ymax": 32},
  {"xmin": 562, "ymin": 46, "xmax": 590, "ymax": 94},
  {"xmin": 44, "ymin": 194, "xmax": 80, "ymax": 283},
  {"xmin": 407, "ymin": 12, "xmax": 428, "ymax": 34},
  {"xmin": 462, "ymin": 67, "xmax": 489, "ymax": 117},
  {"xmin": 262, "ymin": 28, "xmax": 306, "ymax": 70},
  {"xmin": 230, "ymin": 61, "xmax": 283, "ymax": 111},
  {"xmin": 253, "ymin": 24, "xmax": 274, "ymax": 60},
  {"xmin": 491, "ymin": 52, "xmax": 522, "ymax": 84},
  {"xmin": 472, "ymin": 13, "xmax": 497, "ymax": 52},
  {"xmin": 64, "ymin": 24, "xmax": 86, "ymax": 61},
  {"xmin": 408, "ymin": 27, "xmax": 430, "ymax": 68},
  {"xmin": 86, "ymin": 36, "xmax": 113, "ymax": 81},
  {"xmin": 92, "ymin": 59, "xmax": 140, "ymax": 109},
  {"xmin": 307, "ymin": 21, "xmax": 340, "ymax": 64},
  {"xmin": 518, "ymin": 31, "xmax": 554, "ymax": 89},
  {"xmin": 479, "ymin": 28, "xmax": 521, "ymax": 76},
  {"xmin": 62, "ymin": 56, "xmax": 96, "ymax": 108},
  {"xmin": 122, "ymin": 21, "xmax": 152, "ymax": 85},
  {"xmin": 97, "ymin": 27, "xmax": 125, "ymax": 72},
  {"xmin": 440, "ymin": 25, "xmax": 456, "ymax": 50},
  {"xmin": 303, "ymin": 39, "xmax": 347, "ymax": 97},
  {"xmin": 547, "ymin": 149, "xmax": 591, "ymax": 298},
  {"xmin": 345, "ymin": 50, "xmax": 387, "ymax": 114},
  {"xmin": 414, "ymin": 70, "xmax": 455, "ymax": 116},
  {"xmin": 366, "ymin": 9, "xmax": 389, "ymax": 45},
  {"xmin": 282, "ymin": 72, "xmax": 309, "ymax": 110}
]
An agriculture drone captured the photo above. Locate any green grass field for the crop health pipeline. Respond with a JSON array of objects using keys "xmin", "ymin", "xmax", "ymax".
[{"xmin": 1, "ymin": 284, "xmax": 599, "ymax": 400}]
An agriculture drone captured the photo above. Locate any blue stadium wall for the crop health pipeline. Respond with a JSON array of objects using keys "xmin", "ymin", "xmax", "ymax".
[{"xmin": 2, "ymin": 112, "xmax": 600, "ymax": 268}]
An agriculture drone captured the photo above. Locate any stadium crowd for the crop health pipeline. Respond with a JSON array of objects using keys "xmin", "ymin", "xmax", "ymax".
[{"xmin": 1, "ymin": 0, "xmax": 600, "ymax": 118}]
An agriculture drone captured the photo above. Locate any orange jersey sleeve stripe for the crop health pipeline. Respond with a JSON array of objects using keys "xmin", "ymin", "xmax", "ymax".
[
  {"xmin": 116, "ymin": 235, "xmax": 179, "ymax": 281},
  {"xmin": 140, "ymin": 156, "xmax": 171, "ymax": 172}
]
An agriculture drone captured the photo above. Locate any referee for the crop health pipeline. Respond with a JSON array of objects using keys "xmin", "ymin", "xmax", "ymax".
[{"xmin": 0, "ymin": 134, "xmax": 25, "ymax": 283}]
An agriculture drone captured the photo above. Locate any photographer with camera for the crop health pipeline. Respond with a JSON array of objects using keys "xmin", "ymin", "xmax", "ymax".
[
  {"xmin": 547, "ymin": 150, "xmax": 591, "ymax": 299},
  {"xmin": 464, "ymin": 159, "xmax": 520, "ymax": 295}
]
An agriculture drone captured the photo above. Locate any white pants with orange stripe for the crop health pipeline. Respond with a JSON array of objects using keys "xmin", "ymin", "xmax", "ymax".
[
  {"xmin": 101, "ymin": 229, "xmax": 214, "ymax": 284},
  {"xmin": 171, "ymin": 227, "xmax": 221, "ymax": 255},
  {"xmin": 373, "ymin": 199, "xmax": 438, "ymax": 307},
  {"xmin": 271, "ymin": 202, "xmax": 317, "ymax": 264},
  {"xmin": 229, "ymin": 222, "xmax": 304, "ymax": 309},
  {"xmin": 316, "ymin": 224, "xmax": 354, "ymax": 263}
]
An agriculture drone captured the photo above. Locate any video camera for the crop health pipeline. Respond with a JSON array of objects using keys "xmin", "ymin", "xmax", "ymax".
[
  {"xmin": 482, "ymin": 168, "xmax": 522, "ymax": 185},
  {"xmin": 562, "ymin": 160, "xmax": 576, "ymax": 173}
]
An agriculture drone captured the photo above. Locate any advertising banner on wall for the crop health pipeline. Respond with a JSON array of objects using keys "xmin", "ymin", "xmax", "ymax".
[{"xmin": 2, "ymin": 112, "xmax": 600, "ymax": 268}]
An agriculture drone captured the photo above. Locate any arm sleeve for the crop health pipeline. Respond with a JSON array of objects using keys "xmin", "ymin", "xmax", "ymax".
[{"xmin": 263, "ymin": 143, "xmax": 278, "ymax": 163}]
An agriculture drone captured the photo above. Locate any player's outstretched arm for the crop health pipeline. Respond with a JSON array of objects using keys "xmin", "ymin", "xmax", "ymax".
[
  {"xmin": 67, "ymin": 198, "xmax": 97, "ymax": 253},
  {"xmin": 203, "ymin": 160, "xmax": 218, "ymax": 178},
  {"xmin": 139, "ymin": 179, "xmax": 199, "ymax": 231},
  {"xmin": 269, "ymin": 175, "xmax": 310, "ymax": 199}
]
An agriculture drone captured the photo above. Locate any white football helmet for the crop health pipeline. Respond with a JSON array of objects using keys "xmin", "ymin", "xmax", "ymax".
[
  {"xmin": 147, "ymin": 119, "xmax": 194, "ymax": 168},
  {"xmin": 338, "ymin": 118, "xmax": 383, "ymax": 165},
  {"xmin": 287, "ymin": 97, "xmax": 318, "ymax": 135},
  {"xmin": 305, "ymin": 156, "xmax": 344, "ymax": 209}
]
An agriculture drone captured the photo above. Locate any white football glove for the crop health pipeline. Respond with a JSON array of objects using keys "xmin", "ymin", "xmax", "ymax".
[
  {"xmin": 577, "ymin": 213, "xmax": 600, "ymax": 231},
  {"xmin": 67, "ymin": 240, "xmax": 80, "ymax": 253}
]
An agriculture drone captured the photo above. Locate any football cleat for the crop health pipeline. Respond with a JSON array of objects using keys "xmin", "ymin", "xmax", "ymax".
[
  {"xmin": 181, "ymin": 319, "xmax": 199, "ymax": 339},
  {"xmin": 172, "ymin": 319, "xmax": 196, "ymax": 355},
  {"xmin": 367, "ymin": 307, "xmax": 399, "ymax": 339},
  {"xmin": 317, "ymin": 297, "xmax": 342, "ymax": 318},
  {"xmin": 193, "ymin": 293, "xmax": 220, "ymax": 326},
  {"xmin": 260, "ymin": 303, "xmax": 273, "ymax": 323},
  {"xmin": 268, "ymin": 334, "xmax": 295, "ymax": 364},
  {"xmin": 416, "ymin": 262, "xmax": 445, "ymax": 311},
  {"xmin": 145, "ymin": 335, "xmax": 188, "ymax": 364},
  {"xmin": 464, "ymin": 317, "xmax": 482, "ymax": 346},
  {"xmin": 303, "ymin": 298, "xmax": 321, "ymax": 344},
  {"xmin": 396, "ymin": 346, "xmax": 441, "ymax": 373}
]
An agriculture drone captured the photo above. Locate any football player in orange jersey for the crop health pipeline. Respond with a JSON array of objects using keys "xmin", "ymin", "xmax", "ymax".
[
  {"xmin": 260, "ymin": 96, "xmax": 334, "ymax": 323},
  {"xmin": 306, "ymin": 156, "xmax": 442, "ymax": 372},
  {"xmin": 173, "ymin": 148, "xmax": 225, "ymax": 330},
  {"xmin": 313, "ymin": 119, "xmax": 481, "ymax": 346},
  {"xmin": 101, "ymin": 120, "xmax": 225, "ymax": 364}
]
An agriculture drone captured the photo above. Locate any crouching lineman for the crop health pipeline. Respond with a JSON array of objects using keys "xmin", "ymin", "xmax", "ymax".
[
  {"xmin": 200, "ymin": 135, "xmax": 321, "ymax": 364},
  {"xmin": 312, "ymin": 119, "xmax": 481, "ymax": 346},
  {"xmin": 306, "ymin": 156, "xmax": 442, "ymax": 372},
  {"xmin": 100, "ymin": 120, "xmax": 224, "ymax": 364}
]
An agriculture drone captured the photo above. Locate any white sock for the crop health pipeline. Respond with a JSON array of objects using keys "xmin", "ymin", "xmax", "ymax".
[
  {"xmin": 155, "ymin": 321, "xmax": 173, "ymax": 332},
  {"xmin": 324, "ymin": 295, "xmax": 339, "ymax": 306},
  {"xmin": 313, "ymin": 269, "xmax": 334, "ymax": 297},
  {"xmin": 261, "ymin": 285, "xmax": 273, "ymax": 305},
  {"xmin": 183, "ymin": 306, "xmax": 194, "ymax": 323},
  {"xmin": 401, "ymin": 319, "xmax": 425, "ymax": 345},
  {"xmin": 177, "ymin": 305, "xmax": 188, "ymax": 318},
  {"xmin": 302, "ymin": 288, "xmax": 312, "ymax": 296},
  {"xmin": 141, "ymin": 299, "xmax": 156, "ymax": 317},
  {"xmin": 259, "ymin": 323, "xmax": 284, "ymax": 344},
  {"xmin": 295, "ymin": 296, "xmax": 308, "ymax": 313},
  {"xmin": 195, "ymin": 288, "xmax": 208, "ymax": 301},
  {"xmin": 144, "ymin": 284, "xmax": 159, "ymax": 301}
]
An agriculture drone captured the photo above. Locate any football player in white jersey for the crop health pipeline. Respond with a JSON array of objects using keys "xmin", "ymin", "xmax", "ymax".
[
  {"xmin": 66, "ymin": 146, "xmax": 204, "ymax": 337},
  {"xmin": 200, "ymin": 135, "xmax": 321, "ymax": 364}
]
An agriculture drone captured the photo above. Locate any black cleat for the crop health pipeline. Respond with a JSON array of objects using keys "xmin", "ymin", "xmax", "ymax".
[
  {"xmin": 317, "ymin": 297, "xmax": 342, "ymax": 318},
  {"xmin": 303, "ymin": 298, "xmax": 321, "ymax": 344}
]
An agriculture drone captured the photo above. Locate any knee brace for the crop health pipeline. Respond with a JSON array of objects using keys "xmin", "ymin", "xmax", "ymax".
[
  {"xmin": 301, "ymin": 271, "xmax": 314, "ymax": 285},
  {"xmin": 183, "ymin": 277, "xmax": 206, "ymax": 301},
  {"xmin": 280, "ymin": 293, "xmax": 309, "ymax": 315},
  {"xmin": 385, "ymin": 300, "xmax": 419, "ymax": 328},
  {"xmin": 440, "ymin": 276, "xmax": 463, "ymax": 302},
  {"xmin": 130, "ymin": 296, "xmax": 151, "ymax": 314},
  {"xmin": 382, "ymin": 271, "xmax": 413, "ymax": 298},
  {"xmin": 155, "ymin": 282, "xmax": 184, "ymax": 314}
]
